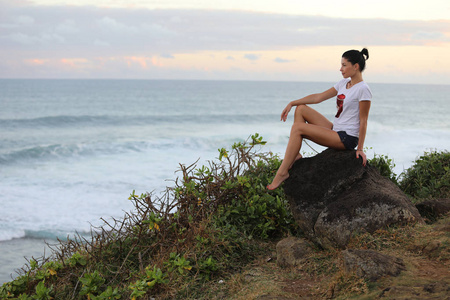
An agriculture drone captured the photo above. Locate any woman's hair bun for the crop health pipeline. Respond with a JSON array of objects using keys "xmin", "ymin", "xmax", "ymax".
[{"xmin": 360, "ymin": 48, "xmax": 369, "ymax": 60}]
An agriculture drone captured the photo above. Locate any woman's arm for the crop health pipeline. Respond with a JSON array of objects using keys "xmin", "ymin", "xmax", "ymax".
[
  {"xmin": 356, "ymin": 100, "xmax": 371, "ymax": 165},
  {"xmin": 281, "ymin": 87, "xmax": 337, "ymax": 121}
]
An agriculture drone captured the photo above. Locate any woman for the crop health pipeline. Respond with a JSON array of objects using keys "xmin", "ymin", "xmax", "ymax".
[{"xmin": 267, "ymin": 48, "xmax": 372, "ymax": 190}]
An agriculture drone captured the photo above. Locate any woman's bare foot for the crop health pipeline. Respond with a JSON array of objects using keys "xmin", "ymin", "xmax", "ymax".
[
  {"xmin": 289, "ymin": 153, "xmax": 303, "ymax": 169},
  {"xmin": 267, "ymin": 172, "xmax": 290, "ymax": 190}
]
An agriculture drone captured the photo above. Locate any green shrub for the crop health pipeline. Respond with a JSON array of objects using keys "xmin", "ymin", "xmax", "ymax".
[
  {"xmin": 2, "ymin": 134, "xmax": 296, "ymax": 299},
  {"xmin": 197, "ymin": 256, "xmax": 218, "ymax": 280},
  {"xmin": 165, "ymin": 253, "xmax": 192, "ymax": 275},
  {"xmin": 214, "ymin": 157, "xmax": 296, "ymax": 239},
  {"xmin": 0, "ymin": 276, "xmax": 28, "ymax": 299},
  {"xmin": 399, "ymin": 150, "xmax": 449, "ymax": 200},
  {"xmin": 93, "ymin": 286, "xmax": 121, "ymax": 300},
  {"xmin": 33, "ymin": 281, "xmax": 53, "ymax": 300},
  {"xmin": 368, "ymin": 153, "xmax": 398, "ymax": 185},
  {"xmin": 79, "ymin": 270, "xmax": 105, "ymax": 297},
  {"xmin": 128, "ymin": 266, "xmax": 167, "ymax": 299},
  {"xmin": 175, "ymin": 133, "xmax": 297, "ymax": 240}
]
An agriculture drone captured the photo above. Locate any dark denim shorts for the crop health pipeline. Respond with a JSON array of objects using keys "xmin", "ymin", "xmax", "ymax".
[{"xmin": 337, "ymin": 131, "xmax": 359, "ymax": 150}]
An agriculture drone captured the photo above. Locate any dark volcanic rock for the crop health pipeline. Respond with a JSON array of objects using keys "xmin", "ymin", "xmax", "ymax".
[
  {"xmin": 415, "ymin": 198, "xmax": 450, "ymax": 222},
  {"xmin": 284, "ymin": 148, "xmax": 423, "ymax": 249}
]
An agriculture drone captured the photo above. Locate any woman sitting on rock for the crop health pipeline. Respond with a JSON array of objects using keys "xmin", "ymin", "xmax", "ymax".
[{"xmin": 267, "ymin": 48, "xmax": 372, "ymax": 190}]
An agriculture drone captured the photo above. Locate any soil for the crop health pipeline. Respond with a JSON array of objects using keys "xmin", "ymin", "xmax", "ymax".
[{"xmin": 226, "ymin": 215, "xmax": 450, "ymax": 300}]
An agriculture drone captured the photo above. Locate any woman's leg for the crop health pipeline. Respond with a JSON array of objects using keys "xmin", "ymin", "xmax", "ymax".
[
  {"xmin": 267, "ymin": 121, "xmax": 344, "ymax": 190},
  {"xmin": 291, "ymin": 105, "xmax": 333, "ymax": 163},
  {"xmin": 294, "ymin": 104, "xmax": 333, "ymax": 129}
]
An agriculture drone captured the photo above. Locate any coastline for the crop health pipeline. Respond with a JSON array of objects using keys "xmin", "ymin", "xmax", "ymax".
[{"xmin": 0, "ymin": 238, "xmax": 52, "ymax": 285}]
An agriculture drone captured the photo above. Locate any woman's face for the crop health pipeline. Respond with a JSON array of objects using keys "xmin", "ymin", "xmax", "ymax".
[{"xmin": 340, "ymin": 57, "xmax": 359, "ymax": 78}]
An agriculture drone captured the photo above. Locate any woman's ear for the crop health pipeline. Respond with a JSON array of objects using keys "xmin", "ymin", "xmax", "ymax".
[{"xmin": 354, "ymin": 63, "xmax": 360, "ymax": 71}]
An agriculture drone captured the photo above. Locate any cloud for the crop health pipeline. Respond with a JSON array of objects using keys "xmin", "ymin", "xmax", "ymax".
[
  {"xmin": 1, "ymin": 5, "xmax": 449, "ymax": 59},
  {"xmin": 274, "ymin": 57, "xmax": 295, "ymax": 63},
  {"xmin": 0, "ymin": 3, "xmax": 449, "ymax": 82},
  {"xmin": 244, "ymin": 54, "xmax": 260, "ymax": 61},
  {"xmin": 25, "ymin": 58, "xmax": 47, "ymax": 65},
  {"xmin": 94, "ymin": 39, "xmax": 110, "ymax": 47},
  {"xmin": 6, "ymin": 32, "xmax": 65, "ymax": 45},
  {"xmin": 16, "ymin": 15, "xmax": 35, "ymax": 25},
  {"xmin": 97, "ymin": 16, "xmax": 139, "ymax": 34},
  {"xmin": 412, "ymin": 31, "xmax": 445, "ymax": 41},
  {"xmin": 55, "ymin": 19, "xmax": 80, "ymax": 34},
  {"xmin": 160, "ymin": 53, "xmax": 174, "ymax": 58}
]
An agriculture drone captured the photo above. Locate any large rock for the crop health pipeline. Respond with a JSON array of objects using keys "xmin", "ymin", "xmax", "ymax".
[
  {"xmin": 284, "ymin": 149, "xmax": 423, "ymax": 249},
  {"xmin": 276, "ymin": 236, "xmax": 312, "ymax": 267},
  {"xmin": 415, "ymin": 198, "xmax": 450, "ymax": 222},
  {"xmin": 342, "ymin": 249, "xmax": 406, "ymax": 281}
]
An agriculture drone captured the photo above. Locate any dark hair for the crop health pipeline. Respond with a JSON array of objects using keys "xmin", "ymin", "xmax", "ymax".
[{"xmin": 342, "ymin": 48, "xmax": 369, "ymax": 72}]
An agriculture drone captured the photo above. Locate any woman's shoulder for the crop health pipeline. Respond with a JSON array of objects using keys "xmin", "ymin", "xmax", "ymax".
[
  {"xmin": 360, "ymin": 81, "xmax": 371, "ymax": 88},
  {"xmin": 334, "ymin": 78, "xmax": 350, "ymax": 89},
  {"xmin": 338, "ymin": 78, "xmax": 351, "ymax": 85},
  {"xmin": 358, "ymin": 81, "xmax": 373, "ymax": 100},
  {"xmin": 359, "ymin": 81, "xmax": 372, "ymax": 92}
]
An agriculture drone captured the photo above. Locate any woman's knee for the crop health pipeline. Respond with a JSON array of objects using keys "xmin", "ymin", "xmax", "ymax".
[
  {"xmin": 294, "ymin": 104, "xmax": 308, "ymax": 115},
  {"xmin": 294, "ymin": 104, "xmax": 309, "ymax": 123},
  {"xmin": 291, "ymin": 122, "xmax": 306, "ymax": 135}
]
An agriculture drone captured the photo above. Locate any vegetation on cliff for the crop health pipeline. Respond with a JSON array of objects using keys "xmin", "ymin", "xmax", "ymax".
[{"xmin": 1, "ymin": 136, "xmax": 448, "ymax": 299}]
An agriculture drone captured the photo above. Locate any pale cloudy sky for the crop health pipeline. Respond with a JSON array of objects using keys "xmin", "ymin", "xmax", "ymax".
[{"xmin": 1, "ymin": 0, "xmax": 449, "ymax": 84}]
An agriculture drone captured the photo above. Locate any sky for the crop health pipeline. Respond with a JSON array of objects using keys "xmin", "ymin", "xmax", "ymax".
[{"xmin": 1, "ymin": 0, "xmax": 450, "ymax": 84}]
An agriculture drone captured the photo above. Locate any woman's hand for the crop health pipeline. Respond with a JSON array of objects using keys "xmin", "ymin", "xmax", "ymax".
[
  {"xmin": 356, "ymin": 150, "xmax": 367, "ymax": 166},
  {"xmin": 281, "ymin": 103, "xmax": 293, "ymax": 122}
]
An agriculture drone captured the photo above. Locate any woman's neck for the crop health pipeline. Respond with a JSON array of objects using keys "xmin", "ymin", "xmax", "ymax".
[{"xmin": 349, "ymin": 74, "xmax": 363, "ymax": 87}]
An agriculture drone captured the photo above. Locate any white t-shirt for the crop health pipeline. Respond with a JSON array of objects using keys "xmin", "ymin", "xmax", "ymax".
[{"xmin": 332, "ymin": 78, "xmax": 372, "ymax": 137}]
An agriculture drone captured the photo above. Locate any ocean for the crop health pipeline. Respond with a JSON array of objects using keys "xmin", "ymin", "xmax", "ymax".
[{"xmin": 1, "ymin": 79, "xmax": 449, "ymax": 283}]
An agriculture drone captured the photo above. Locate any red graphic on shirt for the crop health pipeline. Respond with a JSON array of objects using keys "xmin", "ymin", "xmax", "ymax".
[{"xmin": 335, "ymin": 94, "xmax": 345, "ymax": 118}]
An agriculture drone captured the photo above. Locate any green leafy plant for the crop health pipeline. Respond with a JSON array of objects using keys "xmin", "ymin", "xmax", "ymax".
[
  {"xmin": 128, "ymin": 266, "xmax": 167, "ymax": 299},
  {"xmin": 32, "ymin": 281, "xmax": 53, "ymax": 300},
  {"xmin": 399, "ymin": 150, "xmax": 449, "ymax": 199},
  {"xmin": 0, "ymin": 275, "xmax": 29, "ymax": 298},
  {"xmin": 67, "ymin": 251, "xmax": 87, "ymax": 267},
  {"xmin": 215, "ymin": 157, "xmax": 296, "ymax": 239},
  {"xmin": 145, "ymin": 266, "xmax": 168, "ymax": 285},
  {"xmin": 165, "ymin": 253, "xmax": 192, "ymax": 275},
  {"xmin": 198, "ymin": 256, "xmax": 219, "ymax": 280},
  {"xmin": 79, "ymin": 271, "xmax": 105, "ymax": 297},
  {"xmin": 129, "ymin": 280, "xmax": 148, "ymax": 299},
  {"xmin": 33, "ymin": 261, "xmax": 61, "ymax": 281},
  {"xmin": 29, "ymin": 259, "xmax": 38, "ymax": 271},
  {"xmin": 143, "ymin": 211, "xmax": 162, "ymax": 232},
  {"xmin": 0, "ymin": 282, "xmax": 16, "ymax": 299},
  {"xmin": 92, "ymin": 286, "xmax": 121, "ymax": 300},
  {"xmin": 368, "ymin": 153, "xmax": 398, "ymax": 185},
  {"xmin": 17, "ymin": 294, "xmax": 33, "ymax": 300}
]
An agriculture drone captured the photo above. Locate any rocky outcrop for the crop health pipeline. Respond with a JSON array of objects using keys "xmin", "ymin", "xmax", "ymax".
[
  {"xmin": 284, "ymin": 149, "xmax": 423, "ymax": 249},
  {"xmin": 342, "ymin": 249, "xmax": 405, "ymax": 281},
  {"xmin": 415, "ymin": 198, "xmax": 450, "ymax": 222},
  {"xmin": 276, "ymin": 237, "xmax": 312, "ymax": 267}
]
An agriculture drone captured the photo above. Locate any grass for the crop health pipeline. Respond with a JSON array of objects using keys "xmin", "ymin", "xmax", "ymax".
[{"xmin": 207, "ymin": 215, "xmax": 449, "ymax": 300}]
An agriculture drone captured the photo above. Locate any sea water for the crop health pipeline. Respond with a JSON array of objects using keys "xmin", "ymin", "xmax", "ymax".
[{"xmin": 1, "ymin": 79, "xmax": 449, "ymax": 283}]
